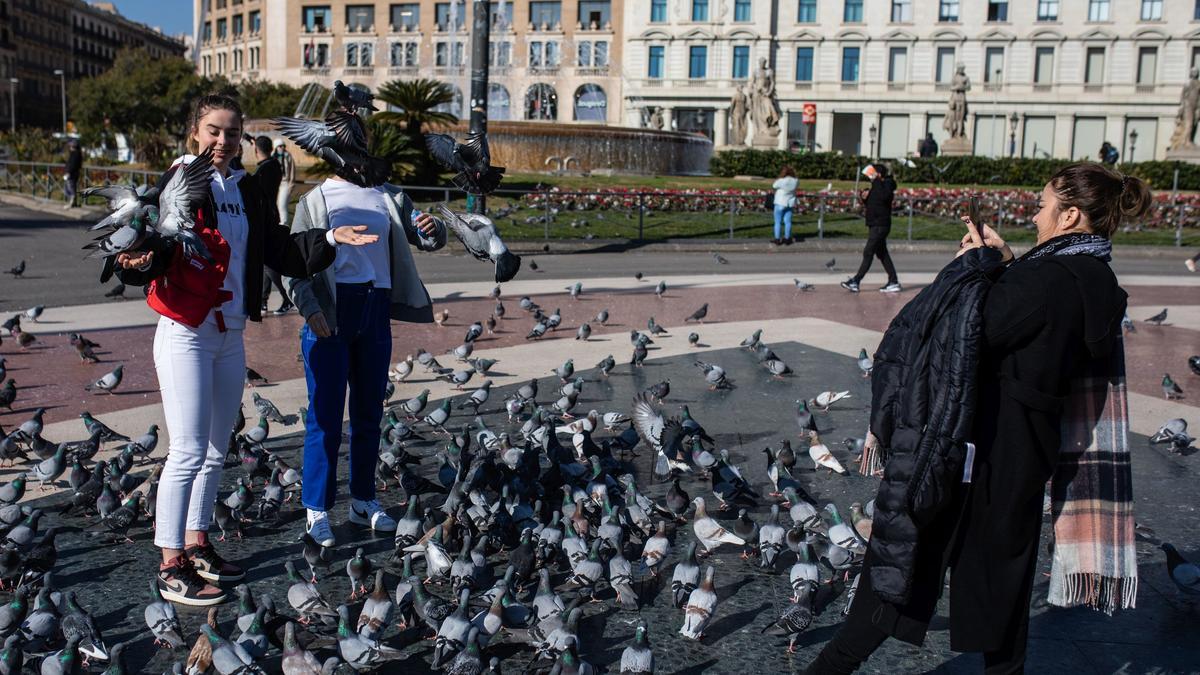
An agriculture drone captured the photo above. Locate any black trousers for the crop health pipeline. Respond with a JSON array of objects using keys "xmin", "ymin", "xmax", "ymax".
[
  {"xmin": 852, "ymin": 225, "xmax": 898, "ymax": 284},
  {"xmin": 261, "ymin": 268, "xmax": 290, "ymax": 306}
]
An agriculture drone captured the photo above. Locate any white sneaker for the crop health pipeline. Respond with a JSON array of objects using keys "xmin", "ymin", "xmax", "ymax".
[
  {"xmin": 349, "ymin": 498, "xmax": 397, "ymax": 532},
  {"xmin": 305, "ymin": 509, "xmax": 336, "ymax": 547},
  {"xmin": 880, "ymin": 282, "xmax": 903, "ymax": 293}
]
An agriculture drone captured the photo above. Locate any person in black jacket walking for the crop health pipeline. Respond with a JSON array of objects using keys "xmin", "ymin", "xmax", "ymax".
[
  {"xmin": 807, "ymin": 163, "xmax": 1149, "ymax": 674},
  {"xmin": 64, "ymin": 139, "xmax": 82, "ymax": 209},
  {"xmin": 842, "ymin": 163, "xmax": 901, "ymax": 293},
  {"xmin": 251, "ymin": 135, "xmax": 292, "ymax": 314}
]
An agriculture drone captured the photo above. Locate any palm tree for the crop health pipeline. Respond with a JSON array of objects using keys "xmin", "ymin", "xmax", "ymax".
[{"xmin": 375, "ymin": 78, "xmax": 459, "ymax": 184}]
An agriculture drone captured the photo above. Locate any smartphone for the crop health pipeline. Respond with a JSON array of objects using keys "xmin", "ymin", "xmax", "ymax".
[
  {"xmin": 968, "ymin": 196, "xmax": 985, "ymax": 242},
  {"xmin": 412, "ymin": 208, "xmax": 429, "ymax": 238}
]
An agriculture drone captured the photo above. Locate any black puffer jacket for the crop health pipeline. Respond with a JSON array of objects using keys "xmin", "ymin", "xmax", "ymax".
[
  {"xmin": 867, "ymin": 246, "xmax": 1005, "ymax": 604},
  {"xmin": 863, "ymin": 175, "xmax": 897, "ymax": 227}
]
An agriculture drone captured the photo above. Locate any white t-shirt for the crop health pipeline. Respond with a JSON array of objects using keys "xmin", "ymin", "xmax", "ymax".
[
  {"xmin": 322, "ymin": 178, "xmax": 392, "ymax": 288},
  {"xmin": 773, "ymin": 176, "xmax": 798, "ymax": 207}
]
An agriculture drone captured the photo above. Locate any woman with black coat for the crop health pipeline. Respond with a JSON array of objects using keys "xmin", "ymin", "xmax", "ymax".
[
  {"xmin": 842, "ymin": 163, "xmax": 901, "ymax": 293},
  {"xmin": 808, "ymin": 163, "xmax": 1148, "ymax": 674}
]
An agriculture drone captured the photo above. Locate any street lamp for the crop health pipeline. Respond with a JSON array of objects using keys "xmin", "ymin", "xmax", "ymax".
[
  {"xmin": 7, "ymin": 78, "xmax": 16, "ymax": 133},
  {"xmin": 868, "ymin": 123, "xmax": 877, "ymax": 159},
  {"xmin": 1129, "ymin": 128, "xmax": 1139, "ymax": 162},
  {"xmin": 992, "ymin": 67, "xmax": 1002, "ymax": 158},
  {"xmin": 1008, "ymin": 111, "xmax": 1019, "ymax": 158},
  {"xmin": 53, "ymin": 69, "xmax": 66, "ymax": 137}
]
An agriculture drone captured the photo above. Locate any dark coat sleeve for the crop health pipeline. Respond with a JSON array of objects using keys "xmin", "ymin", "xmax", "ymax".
[
  {"xmin": 981, "ymin": 264, "xmax": 1051, "ymax": 353},
  {"xmin": 263, "ymin": 223, "xmax": 336, "ymax": 279}
]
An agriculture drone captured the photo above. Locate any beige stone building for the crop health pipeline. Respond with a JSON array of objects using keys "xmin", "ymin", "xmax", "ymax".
[
  {"xmin": 623, "ymin": 0, "xmax": 1200, "ymax": 161},
  {"xmin": 194, "ymin": 0, "xmax": 624, "ymax": 124}
]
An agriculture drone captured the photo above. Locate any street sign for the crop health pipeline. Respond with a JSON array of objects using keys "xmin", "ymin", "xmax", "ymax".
[{"xmin": 802, "ymin": 103, "xmax": 817, "ymax": 124}]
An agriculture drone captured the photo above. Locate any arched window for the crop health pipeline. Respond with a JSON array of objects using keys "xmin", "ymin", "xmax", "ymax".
[
  {"xmin": 573, "ymin": 84, "xmax": 607, "ymax": 122},
  {"xmin": 525, "ymin": 83, "xmax": 557, "ymax": 120},
  {"xmin": 433, "ymin": 84, "xmax": 464, "ymax": 118},
  {"xmin": 488, "ymin": 83, "xmax": 511, "ymax": 121}
]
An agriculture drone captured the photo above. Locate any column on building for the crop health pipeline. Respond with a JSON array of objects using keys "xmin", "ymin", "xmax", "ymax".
[
  {"xmin": 777, "ymin": 110, "xmax": 789, "ymax": 150},
  {"xmin": 1052, "ymin": 114, "xmax": 1073, "ymax": 159},
  {"xmin": 662, "ymin": 106, "xmax": 674, "ymax": 131},
  {"xmin": 714, "ymin": 107, "xmax": 728, "ymax": 146},
  {"xmin": 815, "ymin": 109, "xmax": 834, "ymax": 153}
]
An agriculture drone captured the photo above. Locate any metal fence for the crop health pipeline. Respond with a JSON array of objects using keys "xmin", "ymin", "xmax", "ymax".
[{"xmin": 3, "ymin": 161, "xmax": 1195, "ymax": 247}]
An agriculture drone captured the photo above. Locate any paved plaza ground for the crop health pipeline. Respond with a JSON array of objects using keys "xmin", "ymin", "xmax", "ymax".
[{"xmin": 0, "ymin": 203, "xmax": 1197, "ymax": 673}]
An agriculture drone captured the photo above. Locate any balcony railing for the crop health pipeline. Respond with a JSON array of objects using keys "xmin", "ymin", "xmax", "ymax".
[
  {"xmin": 576, "ymin": 66, "xmax": 609, "ymax": 76},
  {"xmin": 434, "ymin": 65, "xmax": 464, "ymax": 76},
  {"xmin": 529, "ymin": 65, "xmax": 560, "ymax": 75},
  {"xmin": 388, "ymin": 65, "xmax": 419, "ymax": 76},
  {"xmin": 344, "ymin": 66, "xmax": 375, "ymax": 76}
]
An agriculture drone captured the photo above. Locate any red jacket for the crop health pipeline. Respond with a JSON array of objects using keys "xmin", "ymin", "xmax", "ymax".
[{"xmin": 146, "ymin": 208, "xmax": 234, "ymax": 328}]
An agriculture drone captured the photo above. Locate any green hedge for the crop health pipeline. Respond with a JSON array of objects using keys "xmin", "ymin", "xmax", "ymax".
[{"xmin": 710, "ymin": 149, "xmax": 1200, "ymax": 190}]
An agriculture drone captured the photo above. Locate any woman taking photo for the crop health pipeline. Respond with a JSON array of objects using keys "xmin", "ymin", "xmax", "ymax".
[
  {"xmin": 771, "ymin": 165, "xmax": 798, "ymax": 245},
  {"xmin": 808, "ymin": 162, "xmax": 1144, "ymax": 673},
  {"xmin": 115, "ymin": 94, "xmax": 377, "ymax": 606},
  {"xmin": 842, "ymin": 163, "xmax": 901, "ymax": 293},
  {"xmin": 287, "ymin": 167, "xmax": 445, "ymax": 549}
]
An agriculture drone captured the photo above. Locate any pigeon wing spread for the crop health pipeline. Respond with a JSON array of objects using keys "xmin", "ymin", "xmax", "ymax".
[{"xmin": 272, "ymin": 116, "xmax": 336, "ymax": 155}]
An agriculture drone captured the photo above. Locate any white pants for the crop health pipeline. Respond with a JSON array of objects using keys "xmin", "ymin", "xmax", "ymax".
[
  {"xmin": 276, "ymin": 182, "xmax": 292, "ymax": 226},
  {"xmin": 153, "ymin": 316, "xmax": 245, "ymax": 549}
]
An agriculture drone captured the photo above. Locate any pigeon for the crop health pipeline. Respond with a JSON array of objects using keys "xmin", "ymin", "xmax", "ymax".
[
  {"xmin": 857, "ymin": 349, "xmax": 873, "ymax": 377},
  {"xmin": 145, "ymin": 149, "xmax": 220, "ymax": 263},
  {"xmin": 764, "ymin": 358, "xmax": 792, "ymax": 378},
  {"xmin": 761, "ymin": 580, "xmax": 816, "ymax": 653},
  {"xmin": 1150, "ymin": 419, "xmax": 1189, "ymax": 444},
  {"xmin": 688, "ymin": 332, "xmax": 699, "ymax": 346},
  {"xmin": 759, "ymin": 505, "xmax": 786, "ymax": 570},
  {"xmin": 824, "ymin": 258, "xmax": 836, "ymax": 271},
  {"xmin": 337, "ymin": 604, "xmax": 406, "ymax": 670},
  {"xmin": 80, "ymin": 412, "xmax": 130, "ymax": 443},
  {"xmin": 655, "ymin": 281, "xmax": 666, "ymax": 298},
  {"xmin": 1145, "ymin": 308, "xmax": 1168, "ymax": 326},
  {"xmin": 144, "ymin": 581, "xmax": 185, "ymax": 649},
  {"xmin": 691, "ymin": 497, "xmax": 745, "ymax": 553},
  {"xmin": 808, "ymin": 431, "xmax": 848, "ymax": 475},
  {"xmin": 332, "ymin": 79, "xmax": 378, "ymax": 113},
  {"xmin": 679, "ymin": 566, "xmax": 717, "ymax": 640},
  {"xmin": 566, "ymin": 282, "xmax": 582, "ymax": 299},
  {"xmin": 620, "ymin": 621, "xmax": 654, "ymax": 673},
  {"xmin": 694, "ymin": 361, "xmax": 730, "ymax": 390},
  {"xmin": 597, "ymin": 355, "xmax": 616, "ymax": 377},
  {"xmin": 740, "ymin": 329, "xmax": 762, "ymax": 349},
  {"xmin": 356, "ymin": 571, "xmax": 395, "ymax": 642},
  {"xmin": 22, "ymin": 306, "xmax": 43, "ymax": 323},
  {"xmin": 84, "ymin": 365, "xmax": 124, "ymax": 394},
  {"xmin": 1190, "ymin": 355, "xmax": 1200, "ymax": 377},
  {"xmin": 60, "ymin": 592, "xmax": 108, "ymax": 664},
  {"xmin": 1162, "ymin": 374, "xmax": 1184, "ymax": 400},
  {"xmin": 712, "ymin": 252, "xmax": 728, "ymax": 264},
  {"xmin": 424, "ymin": 131, "xmax": 506, "ymax": 195},
  {"xmin": 1161, "ymin": 543, "xmax": 1200, "ymax": 596},
  {"xmin": 1121, "ymin": 313, "xmax": 1136, "ymax": 334},
  {"xmin": 594, "ymin": 309, "xmax": 609, "ymax": 325},
  {"xmin": 390, "ymin": 356, "xmax": 414, "ymax": 382},
  {"xmin": 273, "ymin": 111, "xmax": 390, "ymax": 188},
  {"xmin": 4, "ymin": 261, "xmax": 23, "ymax": 278},
  {"xmin": 200, "ymin": 623, "xmax": 264, "ymax": 675},
  {"xmin": 284, "ymin": 561, "xmax": 338, "ymax": 625},
  {"xmin": 575, "ymin": 323, "xmax": 592, "ymax": 341},
  {"xmin": 793, "ymin": 279, "xmax": 814, "ymax": 293},
  {"xmin": 459, "ymin": 380, "xmax": 493, "ymax": 414},
  {"xmin": 0, "ymin": 381, "xmax": 16, "ymax": 413},
  {"xmin": 810, "ymin": 390, "xmax": 852, "ymax": 411},
  {"xmin": 435, "ymin": 309, "xmax": 450, "ymax": 327},
  {"xmin": 281, "ymin": 621, "xmax": 323, "ymax": 674},
  {"xmin": 253, "ymin": 392, "xmax": 297, "ymax": 425}
]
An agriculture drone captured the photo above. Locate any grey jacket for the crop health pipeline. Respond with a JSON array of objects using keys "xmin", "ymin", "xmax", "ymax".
[{"xmin": 286, "ymin": 182, "xmax": 447, "ymax": 326}]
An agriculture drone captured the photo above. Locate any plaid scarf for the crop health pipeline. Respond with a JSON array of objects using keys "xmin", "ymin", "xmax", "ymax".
[{"xmin": 1023, "ymin": 232, "xmax": 1137, "ymax": 615}]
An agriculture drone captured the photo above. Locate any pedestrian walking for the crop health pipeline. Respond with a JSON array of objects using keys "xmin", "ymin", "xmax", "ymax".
[
  {"xmin": 842, "ymin": 163, "xmax": 900, "ymax": 293},
  {"xmin": 114, "ymin": 93, "xmax": 376, "ymax": 606},
  {"xmin": 252, "ymin": 136, "xmax": 292, "ymax": 314},
  {"xmin": 274, "ymin": 138, "xmax": 295, "ymax": 225},
  {"xmin": 287, "ymin": 164, "xmax": 447, "ymax": 548},
  {"xmin": 808, "ymin": 162, "xmax": 1145, "ymax": 674},
  {"xmin": 771, "ymin": 165, "xmax": 798, "ymax": 245},
  {"xmin": 64, "ymin": 139, "xmax": 82, "ymax": 209}
]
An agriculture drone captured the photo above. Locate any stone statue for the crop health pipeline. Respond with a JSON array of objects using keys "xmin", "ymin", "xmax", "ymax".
[
  {"xmin": 729, "ymin": 85, "xmax": 748, "ymax": 146},
  {"xmin": 749, "ymin": 57, "xmax": 781, "ymax": 144},
  {"xmin": 943, "ymin": 63, "xmax": 971, "ymax": 139},
  {"xmin": 649, "ymin": 107, "xmax": 664, "ymax": 130},
  {"xmin": 1169, "ymin": 67, "xmax": 1200, "ymax": 151}
]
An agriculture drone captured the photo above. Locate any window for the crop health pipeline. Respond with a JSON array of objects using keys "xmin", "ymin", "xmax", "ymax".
[
  {"xmin": 435, "ymin": 3, "xmax": 463, "ymax": 30},
  {"xmin": 528, "ymin": 40, "xmax": 560, "ymax": 67},
  {"xmin": 489, "ymin": 40, "xmax": 512, "ymax": 66},
  {"xmin": 888, "ymin": 46, "xmax": 907, "ymax": 82},
  {"xmin": 936, "ymin": 46, "xmax": 955, "ymax": 82},
  {"xmin": 1141, "ymin": 0, "xmax": 1162, "ymax": 20},
  {"xmin": 303, "ymin": 43, "xmax": 330, "ymax": 67},
  {"xmin": 1193, "ymin": 46, "xmax": 1200, "ymax": 73},
  {"xmin": 488, "ymin": 83, "xmax": 511, "ymax": 120},
  {"xmin": 1137, "ymin": 46, "xmax": 1157, "ymax": 85},
  {"xmin": 735, "ymin": 0, "xmax": 752, "ymax": 21},
  {"xmin": 1034, "ymin": 46, "xmax": 1054, "ymax": 84},
  {"xmin": 579, "ymin": 0, "xmax": 611, "ymax": 28},
  {"xmin": 939, "ymin": 0, "xmax": 958, "ymax": 21},
  {"xmin": 574, "ymin": 84, "xmax": 607, "ymax": 121},
  {"xmin": 689, "ymin": 45, "xmax": 707, "ymax": 78},
  {"xmin": 1037, "ymin": 0, "xmax": 1057, "ymax": 20},
  {"xmin": 651, "ymin": 0, "xmax": 667, "ymax": 22},
  {"xmin": 526, "ymin": 83, "xmax": 557, "ymax": 120},
  {"xmin": 984, "ymin": 47, "xmax": 1004, "ymax": 83},
  {"xmin": 796, "ymin": 46, "xmax": 814, "ymax": 81},
  {"xmin": 1196, "ymin": 0, "xmax": 1200, "ymax": 20},
  {"xmin": 1085, "ymin": 46, "xmax": 1105, "ymax": 84},
  {"xmin": 302, "ymin": 6, "xmax": 331, "ymax": 31},
  {"xmin": 732, "ymin": 45, "xmax": 750, "ymax": 78},
  {"xmin": 798, "ymin": 0, "xmax": 817, "ymax": 22},
  {"xmin": 530, "ymin": 1, "xmax": 562, "ymax": 27},
  {"xmin": 249, "ymin": 9, "xmax": 261, "ymax": 32},
  {"xmin": 346, "ymin": 5, "xmax": 374, "ymax": 31},
  {"xmin": 594, "ymin": 41, "xmax": 608, "ymax": 67},
  {"xmin": 844, "ymin": 0, "xmax": 862, "ymax": 22},
  {"xmin": 390, "ymin": 4, "xmax": 419, "ymax": 29},
  {"xmin": 391, "ymin": 41, "xmax": 418, "ymax": 66},
  {"xmin": 490, "ymin": 3, "xmax": 514, "ymax": 28},
  {"xmin": 1088, "ymin": 0, "xmax": 1109, "ymax": 21},
  {"xmin": 346, "ymin": 42, "xmax": 373, "ymax": 66},
  {"xmin": 436, "ymin": 41, "xmax": 449, "ymax": 65},
  {"xmin": 202, "ymin": 22, "xmax": 211, "ymax": 42},
  {"xmin": 987, "ymin": 1, "xmax": 1007, "ymax": 21},
  {"xmin": 891, "ymin": 0, "xmax": 911, "ymax": 22},
  {"xmin": 216, "ymin": 17, "xmax": 227, "ymax": 39},
  {"xmin": 692, "ymin": 0, "xmax": 709, "ymax": 21},
  {"xmin": 233, "ymin": 14, "xmax": 243, "ymax": 36},
  {"xmin": 648, "ymin": 45, "xmax": 664, "ymax": 78},
  {"xmin": 841, "ymin": 46, "xmax": 860, "ymax": 82}
]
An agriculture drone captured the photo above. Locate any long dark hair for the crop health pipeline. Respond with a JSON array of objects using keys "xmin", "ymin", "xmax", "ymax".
[
  {"xmin": 186, "ymin": 93, "xmax": 243, "ymax": 155},
  {"xmin": 1048, "ymin": 162, "xmax": 1152, "ymax": 239},
  {"xmin": 779, "ymin": 165, "xmax": 795, "ymax": 178}
]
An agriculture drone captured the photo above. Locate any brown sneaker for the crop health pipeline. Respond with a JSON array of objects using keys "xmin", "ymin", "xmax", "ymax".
[
  {"xmin": 187, "ymin": 542, "xmax": 245, "ymax": 583},
  {"xmin": 158, "ymin": 555, "xmax": 226, "ymax": 606}
]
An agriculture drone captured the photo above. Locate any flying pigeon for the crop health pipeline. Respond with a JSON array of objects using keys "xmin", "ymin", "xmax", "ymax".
[
  {"xmin": 141, "ymin": 149, "xmax": 219, "ymax": 264},
  {"xmin": 432, "ymin": 204, "xmax": 522, "ymax": 283},
  {"xmin": 424, "ymin": 130, "xmax": 506, "ymax": 195},
  {"xmin": 273, "ymin": 110, "xmax": 390, "ymax": 187}
]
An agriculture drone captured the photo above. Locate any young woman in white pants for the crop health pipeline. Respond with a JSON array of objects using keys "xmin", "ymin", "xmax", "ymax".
[{"xmin": 115, "ymin": 94, "xmax": 377, "ymax": 606}]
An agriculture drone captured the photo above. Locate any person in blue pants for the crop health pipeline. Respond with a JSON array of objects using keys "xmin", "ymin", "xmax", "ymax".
[
  {"xmin": 772, "ymin": 164, "xmax": 798, "ymax": 245},
  {"xmin": 287, "ymin": 174, "xmax": 446, "ymax": 547}
]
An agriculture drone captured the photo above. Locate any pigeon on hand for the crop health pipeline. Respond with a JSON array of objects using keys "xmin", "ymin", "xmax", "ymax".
[
  {"xmin": 424, "ymin": 131, "xmax": 506, "ymax": 195},
  {"xmin": 84, "ymin": 365, "xmax": 123, "ymax": 395},
  {"xmin": 433, "ymin": 204, "xmax": 521, "ymax": 283},
  {"xmin": 150, "ymin": 149, "xmax": 220, "ymax": 263},
  {"xmin": 273, "ymin": 111, "xmax": 390, "ymax": 187}
]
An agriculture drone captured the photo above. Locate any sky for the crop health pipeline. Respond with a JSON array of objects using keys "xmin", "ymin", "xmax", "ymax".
[{"xmin": 111, "ymin": 0, "xmax": 193, "ymax": 37}]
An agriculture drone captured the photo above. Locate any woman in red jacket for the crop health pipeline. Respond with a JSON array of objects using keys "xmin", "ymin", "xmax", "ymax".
[{"xmin": 116, "ymin": 94, "xmax": 377, "ymax": 606}]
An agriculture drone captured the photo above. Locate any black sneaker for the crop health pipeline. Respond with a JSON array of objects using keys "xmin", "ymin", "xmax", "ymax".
[
  {"xmin": 783, "ymin": 237, "xmax": 794, "ymax": 246},
  {"xmin": 272, "ymin": 303, "xmax": 294, "ymax": 316},
  {"xmin": 840, "ymin": 279, "xmax": 860, "ymax": 293},
  {"xmin": 187, "ymin": 542, "xmax": 245, "ymax": 582},
  {"xmin": 158, "ymin": 555, "xmax": 227, "ymax": 606}
]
